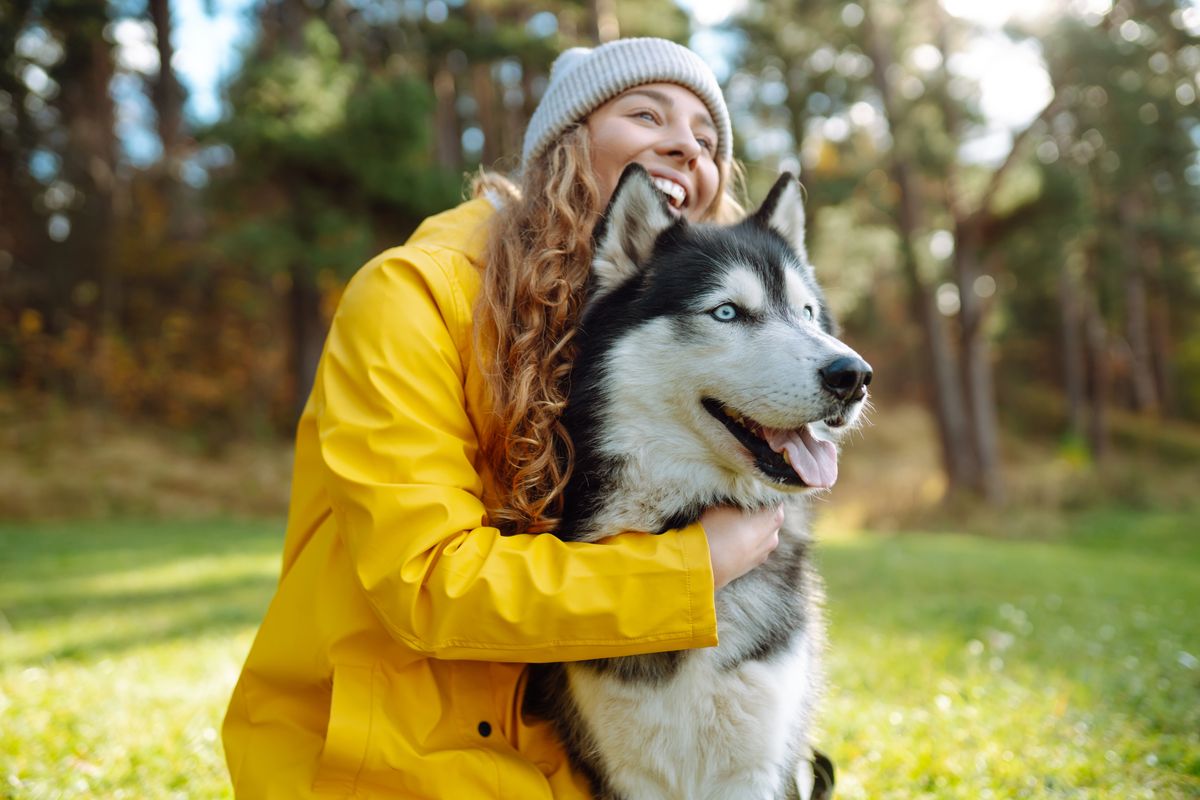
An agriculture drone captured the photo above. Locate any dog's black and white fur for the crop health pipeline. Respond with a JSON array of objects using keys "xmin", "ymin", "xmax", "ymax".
[{"xmin": 524, "ymin": 165, "xmax": 870, "ymax": 800}]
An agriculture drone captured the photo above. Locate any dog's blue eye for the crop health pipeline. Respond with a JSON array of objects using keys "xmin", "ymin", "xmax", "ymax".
[
  {"xmin": 711, "ymin": 303, "xmax": 739, "ymax": 322},
  {"xmin": 803, "ymin": 306, "xmax": 815, "ymax": 321}
]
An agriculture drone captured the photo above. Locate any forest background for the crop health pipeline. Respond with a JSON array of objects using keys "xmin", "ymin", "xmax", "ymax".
[
  {"xmin": 1, "ymin": 0, "xmax": 1199, "ymax": 797},
  {"xmin": 4, "ymin": 0, "xmax": 1200, "ymax": 516}
]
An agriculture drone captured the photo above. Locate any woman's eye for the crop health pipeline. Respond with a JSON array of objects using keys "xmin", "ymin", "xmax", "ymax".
[
  {"xmin": 635, "ymin": 110, "xmax": 657, "ymax": 123},
  {"xmin": 697, "ymin": 136, "xmax": 714, "ymax": 152},
  {"xmin": 803, "ymin": 305, "xmax": 815, "ymax": 321},
  {"xmin": 711, "ymin": 303, "xmax": 740, "ymax": 322}
]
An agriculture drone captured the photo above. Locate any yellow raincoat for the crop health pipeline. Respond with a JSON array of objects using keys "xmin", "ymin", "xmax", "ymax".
[{"xmin": 223, "ymin": 197, "xmax": 720, "ymax": 798}]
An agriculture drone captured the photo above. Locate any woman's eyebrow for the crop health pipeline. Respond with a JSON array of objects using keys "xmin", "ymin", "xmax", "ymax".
[{"xmin": 621, "ymin": 88, "xmax": 717, "ymax": 133}]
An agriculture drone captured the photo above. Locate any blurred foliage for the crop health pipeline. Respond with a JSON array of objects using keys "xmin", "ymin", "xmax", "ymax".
[
  {"xmin": 726, "ymin": 0, "xmax": 1200, "ymax": 499},
  {"xmin": 0, "ymin": 0, "xmax": 1198, "ymax": 495},
  {"xmin": 203, "ymin": 19, "xmax": 462, "ymax": 282}
]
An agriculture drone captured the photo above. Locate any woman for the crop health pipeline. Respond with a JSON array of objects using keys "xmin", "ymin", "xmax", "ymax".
[{"xmin": 223, "ymin": 37, "xmax": 784, "ymax": 798}]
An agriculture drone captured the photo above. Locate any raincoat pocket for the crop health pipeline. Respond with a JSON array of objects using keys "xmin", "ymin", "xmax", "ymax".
[{"xmin": 313, "ymin": 663, "xmax": 376, "ymax": 795}]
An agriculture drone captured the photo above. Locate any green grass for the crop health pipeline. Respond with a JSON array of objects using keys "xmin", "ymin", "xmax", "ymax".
[
  {"xmin": 818, "ymin": 511, "xmax": 1200, "ymax": 799},
  {"xmin": 1, "ymin": 514, "xmax": 1197, "ymax": 799},
  {"xmin": 0, "ymin": 521, "xmax": 283, "ymax": 799}
]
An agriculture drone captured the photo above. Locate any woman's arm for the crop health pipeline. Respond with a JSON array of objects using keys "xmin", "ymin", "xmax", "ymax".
[{"xmin": 315, "ymin": 246, "xmax": 719, "ymax": 663}]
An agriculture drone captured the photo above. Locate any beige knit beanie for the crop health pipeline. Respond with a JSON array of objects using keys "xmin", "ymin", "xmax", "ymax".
[{"xmin": 521, "ymin": 37, "xmax": 732, "ymax": 167}]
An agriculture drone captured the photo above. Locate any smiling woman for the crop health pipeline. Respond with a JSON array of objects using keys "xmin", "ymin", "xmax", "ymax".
[
  {"xmin": 477, "ymin": 38, "xmax": 743, "ymax": 536},
  {"xmin": 220, "ymin": 37, "xmax": 797, "ymax": 800},
  {"xmin": 585, "ymin": 84, "xmax": 720, "ymax": 217}
]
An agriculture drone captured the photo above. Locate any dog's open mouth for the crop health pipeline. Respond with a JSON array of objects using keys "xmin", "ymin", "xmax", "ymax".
[{"xmin": 701, "ymin": 398, "xmax": 838, "ymax": 488}]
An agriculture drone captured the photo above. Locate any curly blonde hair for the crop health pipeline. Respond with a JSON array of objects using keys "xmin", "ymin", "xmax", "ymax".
[{"xmin": 474, "ymin": 124, "xmax": 743, "ymax": 535}]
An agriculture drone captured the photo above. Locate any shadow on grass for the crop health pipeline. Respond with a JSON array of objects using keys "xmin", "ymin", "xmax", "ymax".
[
  {"xmin": 0, "ymin": 519, "xmax": 283, "ymax": 667},
  {"xmin": 0, "ymin": 519, "xmax": 284, "ymax": 585},
  {"xmin": 1, "ymin": 572, "xmax": 280, "ymax": 627},
  {"xmin": 24, "ymin": 595, "xmax": 275, "ymax": 665}
]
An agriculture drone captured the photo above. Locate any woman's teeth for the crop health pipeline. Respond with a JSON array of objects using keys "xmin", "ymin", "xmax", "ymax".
[{"xmin": 652, "ymin": 177, "xmax": 687, "ymax": 209}]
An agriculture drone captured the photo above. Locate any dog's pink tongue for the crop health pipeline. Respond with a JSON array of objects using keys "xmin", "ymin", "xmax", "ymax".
[{"xmin": 764, "ymin": 426, "xmax": 838, "ymax": 488}]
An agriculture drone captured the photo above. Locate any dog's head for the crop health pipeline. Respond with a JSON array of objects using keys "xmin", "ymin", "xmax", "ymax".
[{"xmin": 576, "ymin": 164, "xmax": 872, "ymax": 495}]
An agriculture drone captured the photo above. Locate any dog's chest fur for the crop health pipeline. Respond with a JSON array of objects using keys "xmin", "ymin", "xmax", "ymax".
[
  {"xmin": 569, "ymin": 635, "xmax": 814, "ymax": 800},
  {"xmin": 527, "ymin": 518, "xmax": 824, "ymax": 800}
]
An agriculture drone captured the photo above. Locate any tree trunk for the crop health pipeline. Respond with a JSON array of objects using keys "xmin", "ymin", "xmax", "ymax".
[
  {"xmin": 935, "ymin": 3, "xmax": 1063, "ymax": 501},
  {"xmin": 895, "ymin": 164, "xmax": 977, "ymax": 493},
  {"xmin": 863, "ymin": 2, "xmax": 978, "ymax": 497},
  {"xmin": 936, "ymin": 7, "xmax": 1000, "ymax": 503},
  {"xmin": 1059, "ymin": 253, "xmax": 1087, "ymax": 440},
  {"xmin": 147, "ymin": 0, "xmax": 194, "ymax": 243},
  {"xmin": 1083, "ymin": 289, "xmax": 1111, "ymax": 462},
  {"xmin": 38, "ymin": 4, "xmax": 120, "ymax": 402},
  {"xmin": 1081, "ymin": 243, "xmax": 1110, "ymax": 460},
  {"xmin": 432, "ymin": 60, "xmax": 462, "ymax": 171},
  {"xmin": 955, "ymin": 236, "xmax": 1004, "ymax": 505},
  {"xmin": 915, "ymin": 277, "xmax": 978, "ymax": 494},
  {"xmin": 148, "ymin": 0, "xmax": 182, "ymax": 168},
  {"xmin": 56, "ymin": 19, "xmax": 119, "ymax": 330},
  {"xmin": 1117, "ymin": 193, "xmax": 1159, "ymax": 415},
  {"xmin": 588, "ymin": 0, "xmax": 619, "ymax": 43},
  {"xmin": 0, "ymin": 70, "xmax": 52, "ymax": 317},
  {"xmin": 1144, "ymin": 236, "xmax": 1175, "ymax": 416},
  {"xmin": 522, "ymin": 58, "xmax": 541, "ymax": 118},
  {"xmin": 288, "ymin": 267, "xmax": 324, "ymax": 423},
  {"xmin": 472, "ymin": 61, "xmax": 501, "ymax": 167}
]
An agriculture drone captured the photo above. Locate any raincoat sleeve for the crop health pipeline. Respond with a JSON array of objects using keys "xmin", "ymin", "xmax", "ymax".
[{"xmin": 315, "ymin": 245, "xmax": 719, "ymax": 663}]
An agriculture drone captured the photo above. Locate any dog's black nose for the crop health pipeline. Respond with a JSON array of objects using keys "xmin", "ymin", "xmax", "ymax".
[{"xmin": 820, "ymin": 356, "xmax": 872, "ymax": 401}]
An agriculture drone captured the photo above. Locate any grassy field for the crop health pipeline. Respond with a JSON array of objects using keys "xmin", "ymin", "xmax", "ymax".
[
  {"xmin": 0, "ymin": 521, "xmax": 280, "ymax": 799},
  {"xmin": 817, "ymin": 511, "xmax": 1200, "ymax": 799},
  {"xmin": 1, "ymin": 514, "xmax": 1197, "ymax": 799}
]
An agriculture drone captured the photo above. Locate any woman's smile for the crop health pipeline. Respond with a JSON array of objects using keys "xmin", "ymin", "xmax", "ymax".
[{"xmin": 586, "ymin": 82, "xmax": 720, "ymax": 221}]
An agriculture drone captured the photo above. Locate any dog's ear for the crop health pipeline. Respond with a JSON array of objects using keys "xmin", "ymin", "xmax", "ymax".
[
  {"xmin": 752, "ymin": 172, "xmax": 809, "ymax": 264},
  {"xmin": 592, "ymin": 164, "xmax": 677, "ymax": 294}
]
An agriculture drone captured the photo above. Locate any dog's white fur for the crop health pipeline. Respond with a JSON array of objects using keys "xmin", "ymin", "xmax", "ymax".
[
  {"xmin": 532, "ymin": 168, "xmax": 867, "ymax": 800},
  {"xmin": 569, "ymin": 638, "xmax": 817, "ymax": 800}
]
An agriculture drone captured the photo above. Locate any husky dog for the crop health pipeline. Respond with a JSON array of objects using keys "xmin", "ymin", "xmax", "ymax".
[{"xmin": 524, "ymin": 165, "xmax": 870, "ymax": 800}]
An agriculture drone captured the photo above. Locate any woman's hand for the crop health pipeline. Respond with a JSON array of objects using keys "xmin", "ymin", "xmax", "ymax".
[{"xmin": 700, "ymin": 504, "xmax": 784, "ymax": 590}]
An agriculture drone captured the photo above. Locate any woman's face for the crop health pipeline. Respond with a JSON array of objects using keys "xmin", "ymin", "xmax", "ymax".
[{"xmin": 586, "ymin": 82, "xmax": 721, "ymax": 222}]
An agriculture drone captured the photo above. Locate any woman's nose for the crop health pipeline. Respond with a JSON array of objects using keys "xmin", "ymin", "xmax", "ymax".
[{"xmin": 659, "ymin": 124, "xmax": 702, "ymax": 164}]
